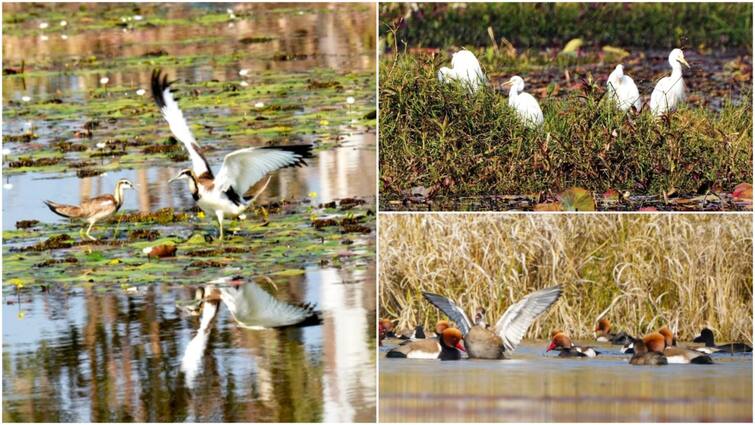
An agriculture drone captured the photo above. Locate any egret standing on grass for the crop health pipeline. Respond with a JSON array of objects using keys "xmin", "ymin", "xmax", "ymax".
[
  {"xmin": 150, "ymin": 69, "xmax": 313, "ymax": 241},
  {"xmin": 650, "ymin": 49, "xmax": 690, "ymax": 116},
  {"xmin": 437, "ymin": 49, "xmax": 486, "ymax": 93},
  {"xmin": 607, "ymin": 64, "xmax": 642, "ymax": 112},
  {"xmin": 503, "ymin": 75, "xmax": 544, "ymax": 128}
]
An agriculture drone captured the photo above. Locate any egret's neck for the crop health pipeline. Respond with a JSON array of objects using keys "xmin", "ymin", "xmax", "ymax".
[
  {"xmin": 670, "ymin": 61, "xmax": 683, "ymax": 79},
  {"xmin": 508, "ymin": 85, "xmax": 519, "ymax": 101}
]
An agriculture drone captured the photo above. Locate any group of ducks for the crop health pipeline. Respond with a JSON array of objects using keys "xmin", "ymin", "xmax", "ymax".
[
  {"xmin": 380, "ymin": 286, "xmax": 751, "ymax": 365},
  {"xmin": 437, "ymin": 47, "xmax": 691, "ymax": 128},
  {"xmin": 44, "ymin": 69, "xmax": 314, "ymax": 241}
]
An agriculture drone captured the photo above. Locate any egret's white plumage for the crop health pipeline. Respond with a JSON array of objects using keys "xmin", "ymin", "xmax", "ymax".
[
  {"xmin": 607, "ymin": 64, "xmax": 642, "ymax": 112},
  {"xmin": 150, "ymin": 70, "xmax": 313, "ymax": 240},
  {"xmin": 437, "ymin": 49, "xmax": 486, "ymax": 93},
  {"xmin": 650, "ymin": 49, "xmax": 689, "ymax": 116},
  {"xmin": 504, "ymin": 76, "xmax": 543, "ymax": 128}
]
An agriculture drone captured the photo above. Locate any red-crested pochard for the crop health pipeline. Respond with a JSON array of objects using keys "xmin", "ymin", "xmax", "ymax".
[
  {"xmin": 386, "ymin": 327, "xmax": 465, "ymax": 360},
  {"xmin": 594, "ymin": 319, "xmax": 634, "ymax": 345},
  {"xmin": 656, "ymin": 327, "xmax": 713, "ymax": 364},
  {"xmin": 693, "ymin": 328, "xmax": 752, "ymax": 353},
  {"xmin": 629, "ymin": 337, "xmax": 667, "ymax": 366},
  {"xmin": 547, "ymin": 332, "xmax": 599, "ymax": 358},
  {"xmin": 422, "ymin": 286, "xmax": 562, "ymax": 359}
]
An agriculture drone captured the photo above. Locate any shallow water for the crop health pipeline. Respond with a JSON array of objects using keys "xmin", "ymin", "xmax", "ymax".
[
  {"xmin": 379, "ymin": 341, "xmax": 753, "ymax": 422},
  {"xmin": 3, "ymin": 266, "xmax": 376, "ymax": 422}
]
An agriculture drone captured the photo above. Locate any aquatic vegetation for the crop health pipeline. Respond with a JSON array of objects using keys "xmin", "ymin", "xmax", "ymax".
[
  {"xmin": 3, "ymin": 199, "xmax": 375, "ymax": 287},
  {"xmin": 380, "ymin": 52, "xmax": 752, "ymax": 210},
  {"xmin": 379, "ymin": 214, "xmax": 752, "ymax": 343}
]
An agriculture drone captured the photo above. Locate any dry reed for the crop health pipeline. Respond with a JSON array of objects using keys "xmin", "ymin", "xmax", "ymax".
[{"xmin": 379, "ymin": 214, "xmax": 752, "ymax": 343}]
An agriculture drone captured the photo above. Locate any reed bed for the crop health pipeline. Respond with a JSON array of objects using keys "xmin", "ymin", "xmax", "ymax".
[{"xmin": 379, "ymin": 214, "xmax": 752, "ymax": 343}]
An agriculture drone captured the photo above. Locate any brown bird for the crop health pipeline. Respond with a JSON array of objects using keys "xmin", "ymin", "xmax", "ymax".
[
  {"xmin": 629, "ymin": 336, "xmax": 667, "ymax": 366},
  {"xmin": 423, "ymin": 285, "xmax": 562, "ymax": 359},
  {"xmin": 594, "ymin": 319, "xmax": 634, "ymax": 345},
  {"xmin": 386, "ymin": 327, "xmax": 465, "ymax": 360},
  {"xmin": 547, "ymin": 331, "xmax": 599, "ymax": 358},
  {"xmin": 43, "ymin": 178, "xmax": 134, "ymax": 240}
]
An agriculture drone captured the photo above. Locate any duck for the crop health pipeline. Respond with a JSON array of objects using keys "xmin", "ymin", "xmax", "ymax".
[
  {"xmin": 594, "ymin": 319, "xmax": 634, "ymax": 345},
  {"xmin": 649, "ymin": 48, "xmax": 689, "ymax": 116},
  {"xmin": 203, "ymin": 276, "xmax": 321, "ymax": 329},
  {"xmin": 693, "ymin": 328, "xmax": 752, "ymax": 353},
  {"xmin": 546, "ymin": 331, "xmax": 599, "ymax": 358},
  {"xmin": 422, "ymin": 285, "xmax": 562, "ymax": 359},
  {"xmin": 606, "ymin": 64, "xmax": 642, "ymax": 112},
  {"xmin": 386, "ymin": 327, "xmax": 465, "ymax": 360},
  {"xmin": 629, "ymin": 337, "xmax": 667, "ymax": 366},
  {"xmin": 502, "ymin": 75, "xmax": 544, "ymax": 128},
  {"xmin": 656, "ymin": 327, "xmax": 713, "ymax": 364},
  {"xmin": 150, "ymin": 69, "xmax": 313, "ymax": 240},
  {"xmin": 437, "ymin": 49, "xmax": 486, "ymax": 93},
  {"xmin": 44, "ymin": 178, "xmax": 134, "ymax": 240}
]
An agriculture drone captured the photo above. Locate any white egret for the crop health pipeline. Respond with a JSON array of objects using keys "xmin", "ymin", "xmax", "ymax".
[
  {"xmin": 503, "ymin": 76, "xmax": 544, "ymax": 128},
  {"xmin": 437, "ymin": 49, "xmax": 486, "ymax": 93},
  {"xmin": 607, "ymin": 64, "xmax": 641, "ymax": 112},
  {"xmin": 650, "ymin": 49, "xmax": 690, "ymax": 116}
]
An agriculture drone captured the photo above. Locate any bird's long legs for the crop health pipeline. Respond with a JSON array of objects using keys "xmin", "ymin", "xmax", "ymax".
[
  {"xmin": 84, "ymin": 221, "xmax": 97, "ymax": 241},
  {"xmin": 216, "ymin": 211, "xmax": 224, "ymax": 241}
]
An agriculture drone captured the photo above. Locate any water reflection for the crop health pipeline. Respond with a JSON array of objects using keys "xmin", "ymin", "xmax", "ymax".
[
  {"xmin": 2, "ymin": 266, "xmax": 376, "ymax": 422},
  {"xmin": 2, "ymin": 132, "xmax": 375, "ymax": 228},
  {"xmin": 379, "ymin": 342, "xmax": 752, "ymax": 422}
]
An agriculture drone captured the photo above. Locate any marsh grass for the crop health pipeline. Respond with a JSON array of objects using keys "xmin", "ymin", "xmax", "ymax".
[
  {"xmin": 380, "ymin": 53, "xmax": 753, "ymax": 200},
  {"xmin": 379, "ymin": 214, "xmax": 752, "ymax": 343}
]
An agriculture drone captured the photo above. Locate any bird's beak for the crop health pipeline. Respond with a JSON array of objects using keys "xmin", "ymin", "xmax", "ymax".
[
  {"xmin": 546, "ymin": 342, "xmax": 556, "ymax": 352},
  {"xmin": 677, "ymin": 56, "xmax": 690, "ymax": 68},
  {"xmin": 501, "ymin": 79, "xmax": 514, "ymax": 87},
  {"xmin": 168, "ymin": 174, "xmax": 183, "ymax": 183}
]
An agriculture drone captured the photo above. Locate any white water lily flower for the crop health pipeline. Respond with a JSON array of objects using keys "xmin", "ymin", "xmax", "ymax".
[
  {"xmin": 96, "ymin": 142, "xmax": 107, "ymax": 149},
  {"xmin": 240, "ymin": 81, "xmax": 249, "ymax": 87},
  {"xmin": 4, "ymin": 183, "xmax": 13, "ymax": 190},
  {"xmin": 61, "ymin": 34, "xmax": 69, "ymax": 40},
  {"xmin": 142, "ymin": 246, "xmax": 153, "ymax": 255},
  {"xmin": 21, "ymin": 96, "xmax": 31, "ymax": 102},
  {"xmin": 39, "ymin": 22, "xmax": 49, "ymax": 29},
  {"xmin": 100, "ymin": 77, "xmax": 109, "ymax": 85},
  {"xmin": 59, "ymin": 20, "xmax": 67, "ymax": 26},
  {"xmin": 136, "ymin": 88, "xmax": 146, "ymax": 96},
  {"xmin": 40, "ymin": 35, "xmax": 49, "ymax": 41},
  {"xmin": 133, "ymin": 15, "xmax": 143, "ymax": 21},
  {"xmin": 239, "ymin": 69, "xmax": 249, "ymax": 77},
  {"xmin": 255, "ymin": 102, "xmax": 264, "ymax": 108},
  {"xmin": 346, "ymin": 96, "xmax": 355, "ymax": 104}
]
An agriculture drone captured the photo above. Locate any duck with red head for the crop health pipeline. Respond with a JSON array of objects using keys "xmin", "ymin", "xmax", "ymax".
[
  {"xmin": 594, "ymin": 319, "xmax": 634, "ymax": 345},
  {"xmin": 386, "ymin": 326, "xmax": 465, "ymax": 360},
  {"xmin": 423, "ymin": 286, "xmax": 562, "ymax": 359},
  {"xmin": 546, "ymin": 332, "xmax": 599, "ymax": 358},
  {"xmin": 629, "ymin": 336, "xmax": 667, "ymax": 366}
]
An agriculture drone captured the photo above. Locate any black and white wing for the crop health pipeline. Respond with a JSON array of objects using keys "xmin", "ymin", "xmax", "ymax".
[
  {"xmin": 150, "ymin": 69, "xmax": 213, "ymax": 177},
  {"xmin": 214, "ymin": 144, "xmax": 313, "ymax": 195},
  {"xmin": 494, "ymin": 286, "xmax": 562, "ymax": 352},
  {"xmin": 422, "ymin": 292, "xmax": 472, "ymax": 335},
  {"xmin": 218, "ymin": 281, "xmax": 320, "ymax": 329}
]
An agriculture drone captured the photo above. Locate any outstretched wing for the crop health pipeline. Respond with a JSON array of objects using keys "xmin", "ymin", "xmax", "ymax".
[
  {"xmin": 214, "ymin": 144, "xmax": 313, "ymax": 195},
  {"xmin": 219, "ymin": 281, "xmax": 318, "ymax": 329},
  {"xmin": 494, "ymin": 285, "xmax": 562, "ymax": 352},
  {"xmin": 422, "ymin": 292, "xmax": 472, "ymax": 336},
  {"xmin": 150, "ymin": 69, "xmax": 212, "ymax": 177}
]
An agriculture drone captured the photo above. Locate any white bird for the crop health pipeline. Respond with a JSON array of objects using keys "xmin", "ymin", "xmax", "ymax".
[
  {"xmin": 437, "ymin": 49, "xmax": 486, "ymax": 93},
  {"xmin": 503, "ymin": 75, "xmax": 544, "ymax": 128},
  {"xmin": 150, "ymin": 69, "xmax": 314, "ymax": 240},
  {"xmin": 650, "ymin": 49, "xmax": 690, "ymax": 116},
  {"xmin": 607, "ymin": 64, "xmax": 642, "ymax": 112}
]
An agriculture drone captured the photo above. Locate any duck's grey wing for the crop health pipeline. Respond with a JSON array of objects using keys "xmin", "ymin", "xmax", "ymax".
[
  {"xmin": 494, "ymin": 286, "xmax": 562, "ymax": 352},
  {"xmin": 422, "ymin": 292, "xmax": 472, "ymax": 336}
]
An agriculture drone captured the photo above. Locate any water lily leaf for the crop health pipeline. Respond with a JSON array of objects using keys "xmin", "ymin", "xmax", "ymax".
[
  {"xmin": 603, "ymin": 189, "xmax": 620, "ymax": 202},
  {"xmin": 602, "ymin": 45, "xmax": 630, "ymax": 60},
  {"xmin": 534, "ymin": 202, "xmax": 562, "ymax": 211},
  {"xmin": 557, "ymin": 187, "xmax": 595, "ymax": 211},
  {"xmin": 560, "ymin": 38, "xmax": 583, "ymax": 55},
  {"xmin": 732, "ymin": 183, "xmax": 752, "ymax": 203}
]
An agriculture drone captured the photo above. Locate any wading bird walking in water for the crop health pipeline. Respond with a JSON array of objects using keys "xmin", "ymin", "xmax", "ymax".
[
  {"xmin": 150, "ymin": 69, "xmax": 313, "ymax": 240},
  {"xmin": 44, "ymin": 178, "xmax": 134, "ymax": 240}
]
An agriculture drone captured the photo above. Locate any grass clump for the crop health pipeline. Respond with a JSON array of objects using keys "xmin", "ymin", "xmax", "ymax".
[
  {"xmin": 380, "ymin": 3, "xmax": 752, "ymax": 50},
  {"xmin": 379, "ymin": 214, "xmax": 753, "ymax": 343},
  {"xmin": 379, "ymin": 53, "xmax": 753, "ymax": 201}
]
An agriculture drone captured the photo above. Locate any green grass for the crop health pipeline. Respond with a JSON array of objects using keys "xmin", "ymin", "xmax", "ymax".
[
  {"xmin": 380, "ymin": 214, "xmax": 753, "ymax": 343},
  {"xmin": 381, "ymin": 3, "xmax": 753, "ymax": 50},
  {"xmin": 379, "ymin": 53, "xmax": 752, "ymax": 200}
]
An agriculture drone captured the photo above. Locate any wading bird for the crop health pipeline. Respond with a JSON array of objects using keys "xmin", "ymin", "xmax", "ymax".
[
  {"xmin": 151, "ymin": 69, "xmax": 313, "ymax": 240},
  {"xmin": 650, "ymin": 49, "xmax": 690, "ymax": 116},
  {"xmin": 437, "ymin": 49, "xmax": 486, "ymax": 93},
  {"xmin": 606, "ymin": 64, "xmax": 642, "ymax": 112},
  {"xmin": 502, "ymin": 75, "xmax": 544, "ymax": 128},
  {"xmin": 422, "ymin": 286, "xmax": 562, "ymax": 359},
  {"xmin": 43, "ymin": 178, "xmax": 134, "ymax": 240}
]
